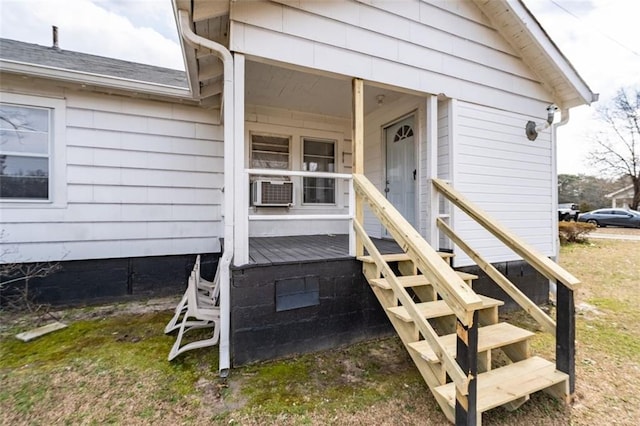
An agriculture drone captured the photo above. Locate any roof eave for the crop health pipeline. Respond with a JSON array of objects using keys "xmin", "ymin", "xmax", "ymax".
[
  {"xmin": 0, "ymin": 59, "xmax": 193, "ymax": 100},
  {"xmin": 514, "ymin": 0, "xmax": 598, "ymax": 106},
  {"xmin": 172, "ymin": 0, "xmax": 201, "ymax": 100},
  {"xmin": 473, "ymin": 0, "xmax": 598, "ymax": 108},
  {"xmin": 605, "ymin": 185, "xmax": 635, "ymax": 198}
]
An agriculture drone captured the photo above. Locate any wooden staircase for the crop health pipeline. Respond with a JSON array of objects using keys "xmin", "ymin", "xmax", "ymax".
[
  {"xmin": 359, "ymin": 253, "xmax": 569, "ymax": 423},
  {"xmin": 350, "ymin": 173, "xmax": 579, "ymax": 425}
]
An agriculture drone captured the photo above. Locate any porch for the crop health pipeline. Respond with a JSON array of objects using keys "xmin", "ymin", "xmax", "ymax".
[
  {"xmin": 231, "ymin": 234, "xmax": 403, "ymax": 366},
  {"xmin": 247, "ymin": 234, "xmax": 401, "ymax": 265}
]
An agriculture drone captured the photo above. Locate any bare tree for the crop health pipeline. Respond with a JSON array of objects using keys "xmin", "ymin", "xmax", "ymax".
[
  {"xmin": 1, "ymin": 231, "xmax": 61, "ymax": 315},
  {"xmin": 589, "ymin": 87, "xmax": 640, "ymax": 210}
]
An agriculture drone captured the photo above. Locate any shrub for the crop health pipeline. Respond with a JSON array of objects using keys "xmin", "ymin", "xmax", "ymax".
[{"xmin": 558, "ymin": 221, "xmax": 596, "ymax": 244}]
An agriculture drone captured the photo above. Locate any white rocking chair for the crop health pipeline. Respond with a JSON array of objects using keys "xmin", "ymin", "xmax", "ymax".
[
  {"xmin": 167, "ymin": 271, "xmax": 220, "ymax": 361},
  {"xmin": 164, "ymin": 255, "xmax": 219, "ymax": 334}
]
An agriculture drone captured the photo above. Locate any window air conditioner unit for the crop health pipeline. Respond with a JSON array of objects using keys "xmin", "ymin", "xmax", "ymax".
[{"xmin": 251, "ymin": 180, "xmax": 293, "ymax": 207}]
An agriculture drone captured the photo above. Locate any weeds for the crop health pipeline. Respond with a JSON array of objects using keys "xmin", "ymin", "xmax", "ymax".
[{"xmin": 558, "ymin": 221, "xmax": 596, "ymax": 244}]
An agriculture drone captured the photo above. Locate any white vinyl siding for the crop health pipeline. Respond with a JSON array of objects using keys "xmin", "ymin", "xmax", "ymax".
[
  {"xmin": 0, "ymin": 83, "xmax": 223, "ymax": 263},
  {"xmin": 230, "ymin": 0, "xmax": 552, "ymax": 117},
  {"xmin": 452, "ymin": 101, "xmax": 554, "ymax": 266}
]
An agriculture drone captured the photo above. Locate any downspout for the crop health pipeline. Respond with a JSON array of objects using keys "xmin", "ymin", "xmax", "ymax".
[
  {"xmin": 550, "ymin": 108, "xmax": 570, "ymax": 301},
  {"xmin": 177, "ymin": 8, "xmax": 233, "ymax": 377}
]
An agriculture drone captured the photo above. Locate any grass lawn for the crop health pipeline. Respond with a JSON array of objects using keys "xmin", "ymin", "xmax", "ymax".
[{"xmin": 1, "ymin": 238, "xmax": 638, "ymax": 425}]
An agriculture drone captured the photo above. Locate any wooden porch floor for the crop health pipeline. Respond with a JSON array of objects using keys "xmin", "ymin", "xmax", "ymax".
[{"xmin": 248, "ymin": 234, "xmax": 401, "ymax": 265}]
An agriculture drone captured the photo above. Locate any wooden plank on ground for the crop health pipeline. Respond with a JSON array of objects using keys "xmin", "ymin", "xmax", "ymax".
[{"xmin": 16, "ymin": 322, "xmax": 68, "ymax": 342}]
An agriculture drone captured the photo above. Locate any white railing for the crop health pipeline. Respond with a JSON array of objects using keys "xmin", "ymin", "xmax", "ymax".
[{"xmin": 244, "ymin": 168, "xmax": 355, "ymax": 256}]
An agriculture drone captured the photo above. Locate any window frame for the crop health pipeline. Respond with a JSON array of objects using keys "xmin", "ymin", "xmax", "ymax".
[
  {"xmin": 0, "ymin": 93, "xmax": 66, "ymax": 207},
  {"xmin": 249, "ymin": 132, "xmax": 291, "ymax": 171},
  {"xmin": 245, "ymin": 122, "xmax": 344, "ymax": 210},
  {"xmin": 301, "ymin": 137, "xmax": 337, "ymax": 206}
]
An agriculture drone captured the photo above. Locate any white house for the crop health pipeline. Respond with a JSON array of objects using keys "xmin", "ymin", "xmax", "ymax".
[
  {"xmin": 606, "ymin": 184, "xmax": 635, "ymax": 209},
  {"xmin": 1, "ymin": 1, "xmax": 596, "ymax": 423}
]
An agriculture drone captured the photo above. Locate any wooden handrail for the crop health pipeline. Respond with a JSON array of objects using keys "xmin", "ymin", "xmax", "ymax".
[
  {"xmin": 353, "ymin": 174, "xmax": 482, "ymax": 326},
  {"xmin": 437, "ymin": 218, "xmax": 556, "ymax": 335},
  {"xmin": 353, "ymin": 220, "xmax": 469, "ymax": 394},
  {"xmin": 432, "ymin": 178, "xmax": 580, "ymax": 290}
]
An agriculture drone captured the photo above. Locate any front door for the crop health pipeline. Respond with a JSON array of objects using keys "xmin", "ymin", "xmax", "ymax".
[{"xmin": 384, "ymin": 115, "xmax": 416, "ymax": 235}]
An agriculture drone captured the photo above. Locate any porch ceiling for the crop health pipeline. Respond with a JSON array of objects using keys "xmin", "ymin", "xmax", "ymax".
[
  {"xmin": 246, "ymin": 60, "xmax": 407, "ymax": 118},
  {"xmin": 175, "ymin": 1, "xmax": 411, "ymax": 116}
]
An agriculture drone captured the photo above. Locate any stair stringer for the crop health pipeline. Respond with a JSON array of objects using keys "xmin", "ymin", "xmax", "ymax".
[
  {"xmin": 370, "ymin": 285, "xmax": 455, "ymax": 423},
  {"xmin": 362, "ymin": 256, "xmax": 570, "ymax": 425}
]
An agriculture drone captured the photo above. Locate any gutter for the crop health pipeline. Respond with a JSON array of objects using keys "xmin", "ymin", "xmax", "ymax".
[{"xmin": 176, "ymin": 8, "xmax": 234, "ymax": 377}]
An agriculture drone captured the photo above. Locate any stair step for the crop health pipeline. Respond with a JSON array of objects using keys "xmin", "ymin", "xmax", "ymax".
[
  {"xmin": 433, "ymin": 356, "xmax": 569, "ymax": 414},
  {"xmin": 369, "ymin": 271, "xmax": 477, "ymax": 290},
  {"xmin": 387, "ymin": 295, "xmax": 503, "ymax": 322},
  {"xmin": 408, "ymin": 322, "xmax": 534, "ymax": 363},
  {"xmin": 358, "ymin": 252, "xmax": 454, "ymax": 264}
]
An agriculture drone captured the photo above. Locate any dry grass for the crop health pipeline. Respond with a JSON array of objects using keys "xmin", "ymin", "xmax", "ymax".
[
  {"xmin": 556, "ymin": 239, "xmax": 640, "ymax": 425},
  {"xmin": 1, "ymin": 238, "xmax": 638, "ymax": 425}
]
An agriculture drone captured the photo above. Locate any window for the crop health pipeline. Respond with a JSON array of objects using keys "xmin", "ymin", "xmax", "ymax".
[
  {"xmin": 393, "ymin": 124, "xmax": 413, "ymax": 142},
  {"xmin": 0, "ymin": 103, "xmax": 51, "ymax": 200},
  {"xmin": 303, "ymin": 138, "xmax": 335, "ymax": 204},
  {"xmin": 251, "ymin": 134, "xmax": 290, "ymax": 170}
]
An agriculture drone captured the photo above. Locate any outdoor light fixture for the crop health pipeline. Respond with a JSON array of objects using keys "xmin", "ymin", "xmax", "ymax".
[{"xmin": 525, "ymin": 104, "xmax": 558, "ymax": 141}]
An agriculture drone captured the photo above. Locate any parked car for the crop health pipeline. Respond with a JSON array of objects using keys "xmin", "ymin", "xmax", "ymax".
[
  {"xmin": 577, "ymin": 208, "xmax": 640, "ymax": 228},
  {"xmin": 558, "ymin": 203, "xmax": 580, "ymax": 221}
]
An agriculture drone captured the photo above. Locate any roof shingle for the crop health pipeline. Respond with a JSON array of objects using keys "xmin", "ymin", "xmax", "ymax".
[{"xmin": 0, "ymin": 38, "xmax": 188, "ymax": 89}]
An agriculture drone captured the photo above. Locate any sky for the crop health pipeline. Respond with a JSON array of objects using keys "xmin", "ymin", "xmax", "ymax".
[{"xmin": 0, "ymin": 0, "xmax": 638, "ymax": 176}]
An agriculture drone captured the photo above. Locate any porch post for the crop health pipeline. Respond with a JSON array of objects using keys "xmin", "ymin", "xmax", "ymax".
[
  {"xmin": 352, "ymin": 78, "xmax": 364, "ymax": 257},
  {"xmin": 556, "ymin": 281, "xmax": 576, "ymax": 396},
  {"xmin": 455, "ymin": 311, "xmax": 479, "ymax": 425},
  {"xmin": 233, "ymin": 53, "xmax": 248, "ymax": 266}
]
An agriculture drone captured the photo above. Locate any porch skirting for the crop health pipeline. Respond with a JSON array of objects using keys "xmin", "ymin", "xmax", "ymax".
[
  {"xmin": 230, "ymin": 257, "xmax": 392, "ymax": 366},
  {"xmin": 0, "ymin": 253, "xmax": 220, "ymax": 308}
]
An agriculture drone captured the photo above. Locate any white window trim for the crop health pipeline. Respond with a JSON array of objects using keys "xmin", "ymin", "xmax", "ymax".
[
  {"xmin": 0, "ymin": 92, "xmax": 67, "ymax": 208},
  {"xmin": 245, "ymin": 122, "xmax": 344, "ymax": 209}
]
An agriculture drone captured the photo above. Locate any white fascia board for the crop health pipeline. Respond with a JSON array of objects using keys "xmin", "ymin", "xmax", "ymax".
[
  {"xmin": 0, "ymin": 59, "xmax": 194, "ymax": 100},
  {"xmin": 509, "ymin": 0, "xmax": 598, "ymax": 106},
  {"xmin": 172, "ymin": 0, "xmax": 201, "ymax": 99}
]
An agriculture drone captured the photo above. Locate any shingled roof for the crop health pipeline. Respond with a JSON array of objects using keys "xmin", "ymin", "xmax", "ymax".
[{"xmin": 0, "ymin": 38, "xmax": 188, "ymax": 89}]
